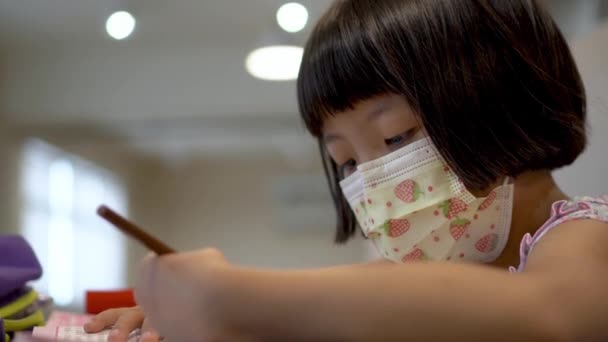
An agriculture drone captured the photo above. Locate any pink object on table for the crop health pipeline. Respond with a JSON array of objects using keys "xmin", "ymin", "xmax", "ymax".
[
  {"xmin": 23, "ymin": 327, "xmax": 139, "ymax": 342},
  {"xmin": 16, "ymin": 311, "xmax": 140, "ymax": 342},
  {"xmin": 45, "ymin": 312, "xmax": 93, "ymax": 328},
  {"xmin": 31, "ymin": 326, "xmax": 139, "ymax": 342},
  {"xmin": 12, "ymin": 332, "xmax": 45, "ymax": 342}
]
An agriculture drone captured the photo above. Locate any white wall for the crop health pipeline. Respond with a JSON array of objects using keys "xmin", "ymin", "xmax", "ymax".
[
  {"xmin": 548, "ymin": 0, "xmax": 604, "ymax": 39},
  {"xmin": 0, "ymin": 120, "xmax": 21, "ymax": 235},
  {"xmin": 555, "ymin": 20, "xmax": 608, "ymax": 196},
  {"xmin": 0, "ymin": 121, "xmax": 367, "ymax": 293},
  {"xmin": 48, "ymin": 135, "xmax": 368, "ymax": 272},
  {"xmin": 130, "ymin": 155, "xmax": 368, "ymax": 270}
]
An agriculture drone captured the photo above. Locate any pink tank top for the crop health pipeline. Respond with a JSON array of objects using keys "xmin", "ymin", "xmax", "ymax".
[{"xmin": 510, "ymin": 196, "xmax": 608, "ymax": 272}]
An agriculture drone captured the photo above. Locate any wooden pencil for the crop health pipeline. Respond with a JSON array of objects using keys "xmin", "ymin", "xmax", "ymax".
[{"xmin": 97, "ymin": 204, "xmax": 175, "ymax": 255}]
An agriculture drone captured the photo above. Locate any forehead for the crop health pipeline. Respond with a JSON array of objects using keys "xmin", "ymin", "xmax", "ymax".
[{"xmin": 321, "ymin": 94, "xmax": 416, "ymax": 134}]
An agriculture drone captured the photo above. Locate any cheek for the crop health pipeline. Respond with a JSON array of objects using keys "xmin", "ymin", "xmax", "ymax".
[
  {"xmin": 325, "ymin": 141, "xmax": 354, "ymax": 165},
  {"xmin": 412, "ymin": 128, "xmax": 428, "ymax": 141}
]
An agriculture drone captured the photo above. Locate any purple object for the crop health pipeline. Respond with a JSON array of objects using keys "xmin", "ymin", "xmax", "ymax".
[
  {"xmin": 0, "ymin": 287, "xmax": 31, "ymax": 308},
  {"xmin": 0, "ymin": 236, "xmax": 42, "ymax": 299}
]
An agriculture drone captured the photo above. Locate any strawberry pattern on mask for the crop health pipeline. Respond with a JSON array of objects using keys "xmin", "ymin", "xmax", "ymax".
[
  {"xmin": 394, "ymin": 180, "xmax": 424, "ymax": 203},
  {"xmin": 340, "ymin": 137, "xmax": 514, "ymax": 265}
]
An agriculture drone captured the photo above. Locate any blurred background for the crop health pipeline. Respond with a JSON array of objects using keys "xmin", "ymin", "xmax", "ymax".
[{"xmin": 0, "ymin": 0, "xmax": 606, "ymax": 311}]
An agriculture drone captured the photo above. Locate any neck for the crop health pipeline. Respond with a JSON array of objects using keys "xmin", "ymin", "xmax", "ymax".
[{"xmin": 490, "ymin": 171, "xmax": 568, "ymax": 268}]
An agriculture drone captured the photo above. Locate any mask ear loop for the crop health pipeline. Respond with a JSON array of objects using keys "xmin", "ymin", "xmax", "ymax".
[{"xmin": 486, "ymin": 175, "xmax": 515, "ymax": 263}]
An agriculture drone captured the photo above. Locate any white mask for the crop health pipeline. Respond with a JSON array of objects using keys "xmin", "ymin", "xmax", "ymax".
[{"xmin": 339, "ymin": 137, "xmax": 513, "ymax": 263}]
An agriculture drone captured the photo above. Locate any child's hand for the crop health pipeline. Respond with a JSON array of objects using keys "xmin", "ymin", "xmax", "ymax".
[
  {"xmin": 134, "ymin": 248, "xmax": 233, "ymax": 342},
  {"xmin": 83, "ymin": 306, "xmax": 161, "ymax": 342}
]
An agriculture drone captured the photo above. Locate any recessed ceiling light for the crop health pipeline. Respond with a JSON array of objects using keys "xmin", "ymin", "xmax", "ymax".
[
  {"xmin": 106, "ymin": 11, "xmax": 136, "ymax": 40},
  {"xmin": 276, "ymin": 3, "xmax": 309, "ymax": 33},
  {"xmin": 245, "ymin": 45, "xmax": 304, "ymax": 81}
]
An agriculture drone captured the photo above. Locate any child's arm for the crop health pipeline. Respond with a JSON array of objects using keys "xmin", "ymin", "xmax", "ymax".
[
  {"xmin": 136, "ymin": 220, "xmax": 608, "ymax": 341},
  {"xmin": 219, "ymin": 262, "xmax": 553, "ymax": 341},
  {"xmin": 85, "ymin": 256, "xmax": 393, "ymax": 342}
]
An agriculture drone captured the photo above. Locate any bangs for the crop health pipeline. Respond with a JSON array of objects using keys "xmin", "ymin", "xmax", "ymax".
[{"xmin": 296, "ymin": 2, "xmax": 406, "ymax": 137}]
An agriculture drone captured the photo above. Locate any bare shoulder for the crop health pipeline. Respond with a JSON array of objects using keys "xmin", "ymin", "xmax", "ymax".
[
  {"xmin": 522, "ymin": 219, "xmax": 608, "ymax": 340},
  {"xmin": 525, "ymin": 219, "xmax": 608, "ymax": 273}
]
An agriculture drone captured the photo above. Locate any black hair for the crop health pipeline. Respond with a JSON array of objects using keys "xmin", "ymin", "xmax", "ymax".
[{"xmin": 297, "ymin": 0, "xmax": 587, "ymax": 243}]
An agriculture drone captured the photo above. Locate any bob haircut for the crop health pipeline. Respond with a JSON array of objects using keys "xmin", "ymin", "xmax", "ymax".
[{"xmin": 297, "ymin": 0, "xmax": 587, "ymax": 243}]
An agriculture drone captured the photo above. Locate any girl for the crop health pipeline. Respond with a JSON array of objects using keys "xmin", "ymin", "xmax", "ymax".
[{"xmin": 85, "ymin": 0, "xmax": 608, "ymax": 341}]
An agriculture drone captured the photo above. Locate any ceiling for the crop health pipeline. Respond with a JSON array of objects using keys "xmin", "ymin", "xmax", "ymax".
[
  {"xmin": 0, "ymin": 0, "xmax": 605, "ymax": 160},
  {"xmin": 2, "ymin": 0, "xmax": 603, "ymax": 47},
  {"xmin": 0, "ymin": 0, "xmax": 334, "ymax": 160},
  {"xmin": 0, "ymin": 0, "xmax": 330, "ymax": 46}
]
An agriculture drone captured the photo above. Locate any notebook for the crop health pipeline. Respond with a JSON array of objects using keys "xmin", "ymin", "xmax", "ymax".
[
  {"xmin": 31, "ymin": 326, "xmax": 139, "ymax": 342},
  {"xmin": 26, "ymin": 311, "xmax": 140, "ymax": 342}
]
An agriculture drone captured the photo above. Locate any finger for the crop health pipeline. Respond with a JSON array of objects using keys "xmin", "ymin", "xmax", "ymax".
[
  {"xmin": 135, "ymin": 254, "xmax": 159, "ymax": 308},
  {"xmin": 108, "ymin": 309, "xmax": 145, "ymax": 342},
  {"xmin": 84, "ymin": 308, "xmax": 126, "ymax": 333},
  {"xmin": 140, "ymin": 318, "xmax": 160, "ymax": 342}
]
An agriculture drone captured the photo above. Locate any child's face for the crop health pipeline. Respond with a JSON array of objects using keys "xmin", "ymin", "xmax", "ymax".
[{"xmin": 321, "ymin": 93, "xmax": 426, "ymax": 178}]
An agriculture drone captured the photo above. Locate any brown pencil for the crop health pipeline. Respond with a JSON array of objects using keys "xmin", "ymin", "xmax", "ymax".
[{"xmin": 97, "ymin": 204, "xmax": 175, "ymax": 255}]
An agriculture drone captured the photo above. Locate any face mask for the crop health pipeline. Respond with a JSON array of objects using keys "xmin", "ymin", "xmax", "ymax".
[{"xmin": 339, "ymin": 137, "xmax": 514, "ymax": 263}]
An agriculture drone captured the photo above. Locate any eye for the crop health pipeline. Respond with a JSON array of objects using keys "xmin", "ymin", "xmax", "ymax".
[
  {"xmin": 339, "ymin": 159, "xmax": 357, "ymax": 178},
  {"xmin": 384, "ymin": 128, "xmax": 417, "ymax": 148},
  {"xmin": 385, "ymin": 134, "xmax": 406, "ymax": 146}
]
